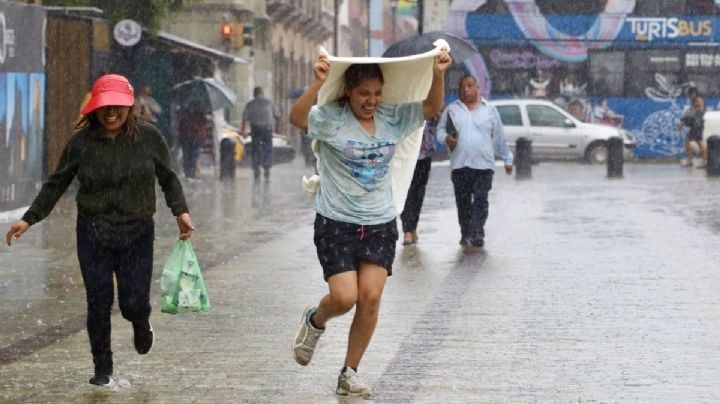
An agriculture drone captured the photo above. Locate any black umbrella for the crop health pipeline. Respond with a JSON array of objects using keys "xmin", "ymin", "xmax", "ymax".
[
  {"xmin": 384, "ymin": 31, "xmax": 478, "ymax": 62},
  {"xmin": 383, "ymin": 31, "xmax": 489, "ymax": 96},
  {"xmin": 172, "ymin": 77, "xmax": 237, "ymax": 112}
]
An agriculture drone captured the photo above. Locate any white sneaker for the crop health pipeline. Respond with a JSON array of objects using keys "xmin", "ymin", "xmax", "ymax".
[
  {"xmin": 336, "ymin": 367, "xmax": 372, "ymax": 397},
  {"xmin": 292, "ymin": 306, "xmax": 323, "ymax": 366}
]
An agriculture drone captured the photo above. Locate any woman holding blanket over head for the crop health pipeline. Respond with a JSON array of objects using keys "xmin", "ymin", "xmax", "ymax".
[{"xmin": 289, "ymin": 46, "xmax": 451, "ymax": 396}]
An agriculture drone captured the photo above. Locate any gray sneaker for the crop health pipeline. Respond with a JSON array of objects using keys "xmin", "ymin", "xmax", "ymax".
[
  {"xmin": 292, "ymin": 306, "xmax": 324, "ymax": 366},
  {"xmin": 336, "ymin": 367, "xmax": 372, "ymax": 396}
]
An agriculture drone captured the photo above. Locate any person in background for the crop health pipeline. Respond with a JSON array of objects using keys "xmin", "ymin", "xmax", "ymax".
[
  {"xmin": 242, "ymin": 86, "xmax": 280, "ymax": 181},
  {"xmin": 5, "ymin": 74, "xmax": 195, "ymax": 387},
  {"xmin": 567, "ymin": 98, "xmax": 589, "ymax": 122},
  {"xmin": 288, "ymin": 48, "xmax": 451, "ymax": 396},
  {"xmin": 136, "ymin": 84, "xmax": 162, "ymax": 125},
  {"xmin": 593, "ymin": 97, "xmax": 624, "ymax": 127},
  {"xmin": 529, "ymin": 69, "xmax": 550, "ymax": 99},
  {"xmin": 177, "ymin": 110, "xmax": 208, "ymax": 179},
  {"xmin": 400, "ymin": 112, "xmax": 440, "ymax": 245},
  {"xmin": 679, "ymin": 86, "xmax": 707, "ymax": 168},
  {"xmin": 437, "ymin": 74, "xmax": 513, "ymax": 248}
]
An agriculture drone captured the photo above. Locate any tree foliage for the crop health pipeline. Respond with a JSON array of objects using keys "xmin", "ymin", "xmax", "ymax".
[{"xmin": 42, "ymin": 0, "xmax": 190, "ymax": 32}]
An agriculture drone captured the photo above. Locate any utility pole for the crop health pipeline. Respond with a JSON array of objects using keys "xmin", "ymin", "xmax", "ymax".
[
  {"xmin": 334, "ymin": 0, "xmax": 340, "ymax": 54},
  {"xmin": 390, "ymin": 0, "xmax": 397, "ymax": 43},
  {"xmin": 417, "ymin": 0, "xmax": 424, "ymax": 35},
  {"xmin": 366, "ymin": 0, "xmax": 371, "ymax": 55}
]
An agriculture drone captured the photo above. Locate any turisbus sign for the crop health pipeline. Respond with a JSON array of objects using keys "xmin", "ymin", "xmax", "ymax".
[
  {"xmin": 625, "ymin": 17, "xmax": 714, "ymax": 42},
  {"xmin": 0, "ymin": 2, "xmax": 46, "ymax": 213}
]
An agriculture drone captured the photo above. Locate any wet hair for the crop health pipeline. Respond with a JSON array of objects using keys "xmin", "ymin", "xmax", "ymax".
[
  {"xmin": 337, "ymin": 64, "xmax": 384, "ymax": 105},
  {"xmin": 75, "ymin": 105, "xmax": 140, "ymax": 141},
  {"xmin": 344, "ymin": 63, "xmax": 384, "ymax": 91},
  {"xmin": 458, "ymin": 74, "xmax": 478, "ymax": 88}
]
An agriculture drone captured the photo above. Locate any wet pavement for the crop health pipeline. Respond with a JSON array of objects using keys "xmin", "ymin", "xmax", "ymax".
[{"xmin": 1, "ymin": 158, "xmax": 719, "ymax": 403}]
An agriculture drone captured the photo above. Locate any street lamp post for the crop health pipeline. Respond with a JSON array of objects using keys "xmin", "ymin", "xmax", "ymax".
[
  {"xmin": 367, "ymin": 0, "xmax": 371, "ymax": 55},
  {"xmin": 334, "ymin": 0, "xmax": 340, "ymax": 54},
  {"xmin": 390, "ymin": 0, "xmax": 398, "ymax": 43},
  {"xmin": 417, "ymin": 0, "xmax": 424, "ymax": 34}
]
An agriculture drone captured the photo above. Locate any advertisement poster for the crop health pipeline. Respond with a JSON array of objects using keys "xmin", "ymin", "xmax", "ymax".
[{"xmin": 0, "ymin": 2, "xmax": 46, "ymax": 212}]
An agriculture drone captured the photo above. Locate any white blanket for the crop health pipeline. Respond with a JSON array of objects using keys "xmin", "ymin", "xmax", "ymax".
[{"xmin": 303, "ymin": 39, "xmax": 450, "ymax": 214}]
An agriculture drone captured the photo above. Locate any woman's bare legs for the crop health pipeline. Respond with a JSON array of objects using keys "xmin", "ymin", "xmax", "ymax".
[
  {"xmin": 344, "ymin": 261, "xmax": 387, "ymax": 368},
  {"xmin": 313, "ymin": 271, "xmax": 358, "ymax": 328},
  {"xmin": 311, "ymin": 261, "xmax": 387, "ymax": 369}
]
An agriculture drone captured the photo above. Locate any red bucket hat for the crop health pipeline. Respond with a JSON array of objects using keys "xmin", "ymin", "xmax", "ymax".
[{"xmin": 81, "ymin": 74, "xmax": 135, "ymax": 115}]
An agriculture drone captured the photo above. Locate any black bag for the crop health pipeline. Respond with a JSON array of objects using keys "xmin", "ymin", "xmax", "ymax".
[
  {"xmin": 446, "ymin": 113, "xmax": 457, "ymax": 135},
  {"xmin": 681, "ymin": 114, "xmax": 703, "ymax": 129}
]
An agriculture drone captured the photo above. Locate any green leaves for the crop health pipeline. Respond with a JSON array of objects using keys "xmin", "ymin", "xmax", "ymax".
[{"xmin": 44, "ymin": 0, "xmax": 195, "ymax": 32}]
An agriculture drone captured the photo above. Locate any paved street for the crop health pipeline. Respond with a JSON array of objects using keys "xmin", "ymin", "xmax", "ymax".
[{"xmin": 1, "ymin": 159, "xmax": 719, "ymax": 403}]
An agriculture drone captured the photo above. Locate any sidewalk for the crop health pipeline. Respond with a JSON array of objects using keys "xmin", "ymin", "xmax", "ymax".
[{"xmin": 1, "ymin": 160, "xmax": 720, "ymax": 403}]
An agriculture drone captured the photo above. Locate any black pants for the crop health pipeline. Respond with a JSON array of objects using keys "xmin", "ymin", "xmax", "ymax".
[
  {"xmin": 76, "ymin": 216, "xmax": 155, "ymax": 362},
  {"xmin": 400, "ymin": 157, "xmax": 432, "ymax": 233},
  {"xmin": 451, "ymin": 167, "xmax": 494, "ymax": 241},
  {"xmin": 250, "ymin": 125, "xmax": 273, "ymax": 178},
  {"xmin": 180, "ymin": 137, "xmax": 203, "ymax": 178}
]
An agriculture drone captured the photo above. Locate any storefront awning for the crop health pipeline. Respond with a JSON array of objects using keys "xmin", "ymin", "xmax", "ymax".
[{"xmin": 154, "ymin": 31, "xmax": 249, "ymax": 65}]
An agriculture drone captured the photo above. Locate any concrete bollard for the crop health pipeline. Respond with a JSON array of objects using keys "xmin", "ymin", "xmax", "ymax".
[
  {"xmin": 219, "ymin": 137, "xmax": 236, "ymax": 179},
  {"xmin": 607, "ymin": 136, "xmax": 624, "ymax": 178},
  {"xmin": 707, "ymin": 135, "xmax": 720, "ymax": 177},
  {"xmin": 515, "ymin": 137, "xmax": 532, "ymax": 179}
]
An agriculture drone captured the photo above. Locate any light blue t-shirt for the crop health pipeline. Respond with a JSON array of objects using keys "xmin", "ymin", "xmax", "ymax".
[{"xmin": 308, "ymin": 101, "xmax": 425, "ymax": 225}]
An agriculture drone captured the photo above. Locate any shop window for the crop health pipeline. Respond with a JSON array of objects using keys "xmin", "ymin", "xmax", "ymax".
[{"xmin": 589, "ymin": 51, "xmax": 625, "ymax": 97}]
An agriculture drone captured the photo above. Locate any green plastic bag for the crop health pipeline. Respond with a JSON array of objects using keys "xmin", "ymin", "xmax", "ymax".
[{"xmin": 160, "ymin": 240, "xmax": 211, "ymax": 314}]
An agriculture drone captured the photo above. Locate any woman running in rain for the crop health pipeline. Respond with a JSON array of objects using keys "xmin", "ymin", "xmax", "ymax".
[
  {"xmin": 288, "ymin": 48, "xmax": 451, "ymax": 397},
  {"xmin": 5, "ymin": 74, "xmax": 195, "ymax": 387}
]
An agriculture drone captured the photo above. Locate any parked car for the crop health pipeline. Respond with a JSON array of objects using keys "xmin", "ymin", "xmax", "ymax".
[
  {"xmin": 238, "ymin": 133, "xmax": 296, "ymax": 166},
  {"xmin": 218, "ymin": 121, "xmax": 245, "ymax": 163},
  {"xmin": 489, "ymin": 99, "xmax": 635, "ymax": 164},
  {"xmin": 217, "ymin": 119, "xmax": 295, "ymax": 166}
]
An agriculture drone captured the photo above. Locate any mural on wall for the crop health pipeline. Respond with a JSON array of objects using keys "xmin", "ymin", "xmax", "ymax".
[
  {"xmin": 449, "ymin": 0, "xmax": 636, "ymax": 62},
  {"xmin": 632, "ymin": 74, "xmax": 696, "ymax": 157},
  {"xmin": 504, "ymin": 0, "xmax": 636, "ymax": 63},
  {"xmin": 6, "ymin": 73, "xmax": 29, "ymax": 176},
  {"xmin": 446, "ymin": 0, "xmax": 720, "ymax": 158},
  {"xmin": 0, "ymin": 3, "xmax": 46, "ymax": 212}
]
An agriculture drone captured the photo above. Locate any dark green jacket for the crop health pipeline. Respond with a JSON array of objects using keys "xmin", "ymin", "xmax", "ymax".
[{"xmin": 23, "ymin": 123, "xmax": 188, "ymax": 225}]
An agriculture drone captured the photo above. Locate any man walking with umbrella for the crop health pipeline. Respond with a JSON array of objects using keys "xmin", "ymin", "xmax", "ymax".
[
  {"xmin": 242, "ymin": 86, "xmax": 281, "ymax": 181},
  {"xmin": 177, "ymin": 110, "xmax": 208, "ymax": 180},
  {"xmin": 171, "ymin": 77, "xmax": 237, "ymax": 179}
]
